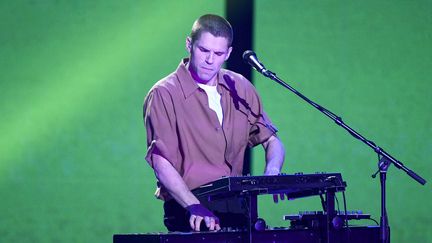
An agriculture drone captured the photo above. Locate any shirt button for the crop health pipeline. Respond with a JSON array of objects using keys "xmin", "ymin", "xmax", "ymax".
[{"xmin": 215, "ymin": 127, "xmax": 220, "ymax": 131}]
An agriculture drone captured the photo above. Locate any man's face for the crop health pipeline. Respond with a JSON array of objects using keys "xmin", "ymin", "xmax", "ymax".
[{"xmin": 186, "ymin": 32, "xmax": 232, "ymax": 85}]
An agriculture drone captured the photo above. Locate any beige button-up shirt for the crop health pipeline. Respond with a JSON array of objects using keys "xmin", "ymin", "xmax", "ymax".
[{"xmin": 144, "ymin": 58, "xmax": 277, "ymax": 200}]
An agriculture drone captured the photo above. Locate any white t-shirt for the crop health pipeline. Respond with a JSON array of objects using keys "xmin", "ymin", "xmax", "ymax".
[{"xmin": 197, "ymin": 83, "xmax": 223, "ymax": 125}]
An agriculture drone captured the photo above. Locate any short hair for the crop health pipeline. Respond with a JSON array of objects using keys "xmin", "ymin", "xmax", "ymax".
[{"xmin": 190, "ymin": 14, "xmax": 233, "ymax": 47}]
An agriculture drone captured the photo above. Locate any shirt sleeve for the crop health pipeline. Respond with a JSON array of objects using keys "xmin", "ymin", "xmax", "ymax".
[
  {"xmin": 247, "ymin": 85, "xmax": 278, "ymax": 147},
  {"xmin": 143, "ymin": 87, "xmax": 179, "ymax": 169}
]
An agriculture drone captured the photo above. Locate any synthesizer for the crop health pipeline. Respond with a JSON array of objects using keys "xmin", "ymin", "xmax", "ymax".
[{"xmin": 192, "ymin": 172, "xmax": 346, "ymax": 200}]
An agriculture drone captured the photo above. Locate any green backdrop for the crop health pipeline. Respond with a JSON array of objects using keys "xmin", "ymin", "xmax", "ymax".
[{"xmin": 0, "ymin": 1, "xmax": 430, "ymax": 243}]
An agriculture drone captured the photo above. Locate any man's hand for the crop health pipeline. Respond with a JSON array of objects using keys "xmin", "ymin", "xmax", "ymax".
[
  {"xmin": 262, "ymin": 135, "xmax": 284, "ymax": 176},
  {"xmin": 186, "ymin": 204, "xmax": 221, "ymax": 231},
  {"xmin": 272, "ymin": 191, "xmax": 289, "ymax": 203},
  {"xmin": 262, "ymin": 135, "xmax": 285, "ymax": 203}
]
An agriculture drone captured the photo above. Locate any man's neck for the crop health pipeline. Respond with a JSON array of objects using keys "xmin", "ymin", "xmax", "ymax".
[{"xmin": 195, "ymin": 77, "xmax": 217, "ymax": 86}]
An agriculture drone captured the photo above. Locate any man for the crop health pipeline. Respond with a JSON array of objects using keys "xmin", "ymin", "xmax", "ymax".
[{"xmin": 143, "ymin": 14, "xmax": 285, "ymax": 232}]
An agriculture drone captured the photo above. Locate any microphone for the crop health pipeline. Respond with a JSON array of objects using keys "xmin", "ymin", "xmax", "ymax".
[{"xmin": 242, "ymin": 50, "xmax": 272, "ymax": 77}]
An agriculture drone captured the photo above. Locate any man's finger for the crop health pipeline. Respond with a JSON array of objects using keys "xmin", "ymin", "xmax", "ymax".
[
  {"xmin": 204, "ymin": 216, "xmax": 217, "ymax": 231},
  {"xmin": 194, "ymin": 216, "xmax": 203, "ymax": 231},
  {"xmin": 189, "ymin": 215, "xmax": 196, "ymax": 230},
  {"xmin": 273, "ymin": 194, "xmax": 278, "ymax": 203},
  {"xmin": 210, "ymin": 220, "xmax": 216, "ymax": 231},
  {"xmin": 204, "ymin": 216, "xmax": 210, "ymax": 227}
]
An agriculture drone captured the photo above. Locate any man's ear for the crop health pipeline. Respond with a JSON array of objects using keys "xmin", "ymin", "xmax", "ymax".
[
  {"xmin": 186, "ymin": 37, "xmax": 192, "ymax": 53},
  {"xmin": 224, "ymin": 46, "xmax": 233, "ymax": 61}
]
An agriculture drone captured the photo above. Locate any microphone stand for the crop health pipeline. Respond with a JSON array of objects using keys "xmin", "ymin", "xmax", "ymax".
[{"xmin": 258, "ymin": 69, "xmax": 426, "ymax": 243}]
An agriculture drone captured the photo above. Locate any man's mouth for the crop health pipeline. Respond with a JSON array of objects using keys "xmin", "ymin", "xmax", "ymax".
[{"xmin": 201, "ymin": 66, "xmax": 213, "ymax": 71}]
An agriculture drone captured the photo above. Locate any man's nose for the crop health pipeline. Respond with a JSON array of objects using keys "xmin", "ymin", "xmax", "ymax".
[{"xmin": 206, "ymin": 52, "xmax": 214, "ymax": 64}]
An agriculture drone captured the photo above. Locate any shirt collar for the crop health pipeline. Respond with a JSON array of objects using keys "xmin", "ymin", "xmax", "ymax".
[{"xmin": 176, "ymin": 58, "xmax": 229, "ymax": 99}]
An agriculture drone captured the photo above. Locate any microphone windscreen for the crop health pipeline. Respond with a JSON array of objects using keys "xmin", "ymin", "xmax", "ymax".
[{"xmin": 242, "ymin": 50, "xmax": 255, "ymax": 62}]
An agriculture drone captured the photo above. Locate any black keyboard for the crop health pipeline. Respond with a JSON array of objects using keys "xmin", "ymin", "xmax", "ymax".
[{"xmin": 192, "ymin": 172, "xmax": 346, "ymax": 200}]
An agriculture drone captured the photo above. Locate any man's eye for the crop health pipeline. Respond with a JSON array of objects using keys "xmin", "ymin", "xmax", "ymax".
[{"xmin": 215, "ymin": 52, "xmax": 223, "ymax": 56}]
